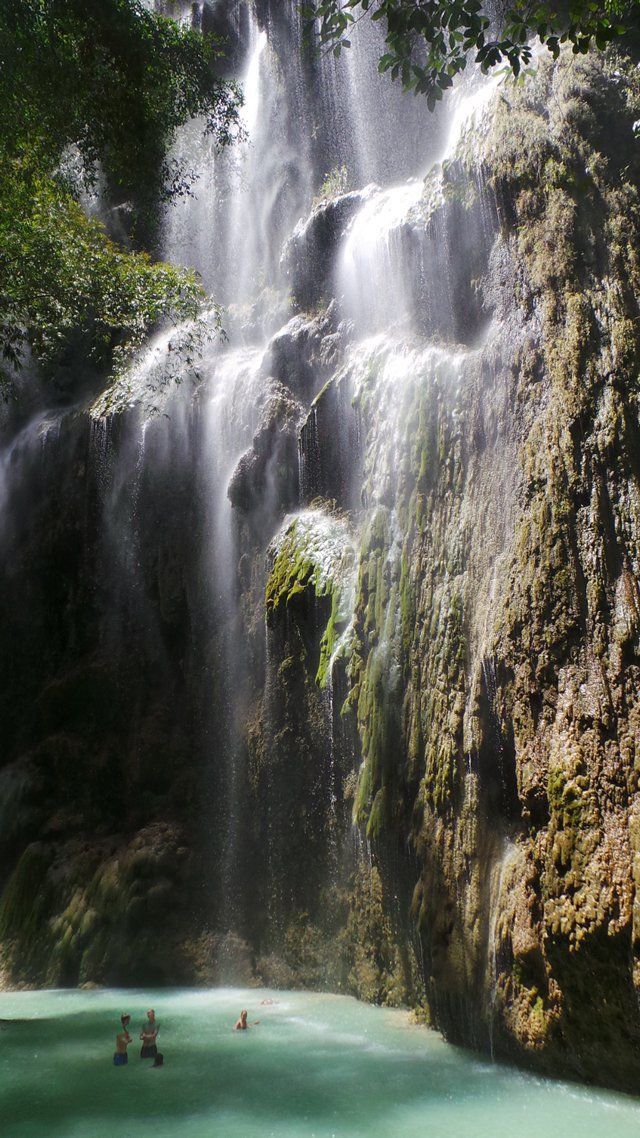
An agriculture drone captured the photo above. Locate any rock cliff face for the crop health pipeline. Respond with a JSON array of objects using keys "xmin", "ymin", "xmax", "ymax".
[
  {"xmin": 365, "ymin": 54, "xmax": 640, "ymax": 1087},
  {"xmin": 256, "ymin": 51, "xmax": 640, "ymax": 1088},
  {"xmin": 1, "ymin": 8, "xmax": 640, "ymax": 1093}
]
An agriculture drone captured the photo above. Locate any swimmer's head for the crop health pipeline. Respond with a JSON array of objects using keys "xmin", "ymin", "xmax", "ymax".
[
  {"xmin": 121, "ymin": 1014, "xmax": 131, "ymax": 1027},
  {"xmin": 147, "ymin": 1009, "xmax": 155, "ymax": 1019}
]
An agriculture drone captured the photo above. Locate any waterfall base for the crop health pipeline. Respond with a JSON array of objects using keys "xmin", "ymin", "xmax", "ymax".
[{"xmin": 1, "ymin": 988, "xmax": 639, "ymax": 1136}]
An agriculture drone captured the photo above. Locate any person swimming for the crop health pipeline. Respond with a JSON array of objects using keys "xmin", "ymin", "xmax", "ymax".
[
  {"xmin": 234, "ymin": 1010, "xmax": 260, "ymax": 1030},
  {"xmin": 113, "ymin": 1014, "xmax": 132, "ymax": 1066}
]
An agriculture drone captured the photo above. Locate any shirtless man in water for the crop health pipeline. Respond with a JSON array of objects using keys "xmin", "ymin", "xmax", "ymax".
[
  {"xmin": 114, "ymin": 1014, "xmax": 132, "ymax": 1066},
  {"xmin": 234, "ymin": 1010, "xmax": 260, "ymax": 1030}
]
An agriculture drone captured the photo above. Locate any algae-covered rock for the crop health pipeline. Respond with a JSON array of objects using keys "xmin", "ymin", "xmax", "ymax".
[
  {"xmin": 326, "ymin": 49, "xmax": 640, "ymax": 1089},
  {"xmin": 266, "ymin": 507, "xmax": 356, "ymax": 687},
  {"xmin": 0, "ymin": 824, "xmax": 194, "ymax": 987}
]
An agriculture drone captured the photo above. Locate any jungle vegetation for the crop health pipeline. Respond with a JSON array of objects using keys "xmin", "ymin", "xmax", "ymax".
[{"xmin": 0, "ymin": 0, "xmax": 242, "ymax": 394}]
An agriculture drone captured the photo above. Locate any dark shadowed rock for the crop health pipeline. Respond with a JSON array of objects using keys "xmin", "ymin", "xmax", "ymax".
[
  {"xmin": 299, "ymin": 369, "xmax": 361, "ymax": 511},
  {"xmin": 227, "ymin": 381, "xmax": 304, "ymax": 516},
  {"xmin": 261, "ymin": 303, "xmax": 345, "ymax": 403},
  {"xmin": 281, "ymin": 187, "xmax": 377, "ymax": 310}
]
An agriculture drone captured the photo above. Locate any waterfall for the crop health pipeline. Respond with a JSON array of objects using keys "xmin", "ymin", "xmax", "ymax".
[
  {"xmin": 4, "ymin": 0, "xmax": 640, "ymax": 1094},
  {"xmin": 0, "ymin": 0, "xmax": 506, "ymax": 993},
  {"xmin": 338, "ymin": 180, "xmax": 424, "ymax": 333}
]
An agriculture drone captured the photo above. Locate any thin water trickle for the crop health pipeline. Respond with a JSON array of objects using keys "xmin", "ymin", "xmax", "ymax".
[
  {"xmin": 487, "ymin": 840, "xmax": 518, "ymax": 1060},
  {"xmin": 200, "ymin": 345, "xmax": 266, "ymax": 931},
  {"xmin": 443, "ymin": 72, "xmax": 502, "ymax": 160}
]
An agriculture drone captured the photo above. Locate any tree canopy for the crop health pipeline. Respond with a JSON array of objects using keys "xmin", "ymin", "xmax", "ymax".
[
  {"xmin": 304, "ymin": 0, "xmax": 640, "ymax": 108},
  {"xmin": 0, "ymin": 0, "xmax": 241, "ymax": 395}
]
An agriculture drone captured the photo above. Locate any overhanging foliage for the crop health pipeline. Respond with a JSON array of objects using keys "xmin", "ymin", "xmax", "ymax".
[
  {"xmin": 0, "ymin": 0, "xmax": 242, "ymax": 395},
  {"xmin": 303, "ymin": 0, "xmax": 640, "ymax": 108}
]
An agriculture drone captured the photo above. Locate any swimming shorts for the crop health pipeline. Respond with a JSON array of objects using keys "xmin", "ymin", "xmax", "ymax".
[
  {"xmin": 113, "ymin": 1052, "xmax": 128, "ymax": 1066},
  {"xmin": 141, "ymin": 1044, "xmax": 158, "ymax": 1060}
]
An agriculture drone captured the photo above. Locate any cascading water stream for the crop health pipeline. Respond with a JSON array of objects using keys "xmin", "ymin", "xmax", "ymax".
[
  {"xmin": 0, "ymin": 0, "xmax": 514, "ymax": 1002},
  {"xmin": 312, "ymin": 61, "xmax": 513, "ymax": 1013},
  {"xmin": 338, "ymin": 181, "xmax": 425, "ymax": 333},
  {"xmin": 200, "ymin": 346, "xmax": 265, "ymax": 934}
]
